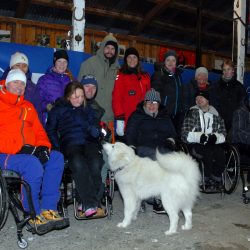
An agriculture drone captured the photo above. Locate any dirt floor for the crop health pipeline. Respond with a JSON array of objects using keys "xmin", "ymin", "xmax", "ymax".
[{"xmin": 1, "ymin": 184, "xmax": 250, "ymax": 250}]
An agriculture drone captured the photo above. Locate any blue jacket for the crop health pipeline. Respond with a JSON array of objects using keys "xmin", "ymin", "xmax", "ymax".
[{"xmin": 46, "ymin": 98, "xmax": 100, "ymax": 153}]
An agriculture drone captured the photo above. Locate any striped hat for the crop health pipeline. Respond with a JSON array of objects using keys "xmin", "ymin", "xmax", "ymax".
[{"xmin": 144, "ymin": 88, "xmax": 161, "ymax": 103}]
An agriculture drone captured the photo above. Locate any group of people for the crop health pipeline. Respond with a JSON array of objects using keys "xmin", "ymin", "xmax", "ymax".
[{"xmin": 0, "ymin": 32, "xmax": 248, "ymax": 235}]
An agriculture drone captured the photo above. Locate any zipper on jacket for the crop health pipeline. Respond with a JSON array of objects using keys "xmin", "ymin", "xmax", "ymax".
[{"xmin": 20, "ymin": 108, "xmax": 26, "ymax": 145}]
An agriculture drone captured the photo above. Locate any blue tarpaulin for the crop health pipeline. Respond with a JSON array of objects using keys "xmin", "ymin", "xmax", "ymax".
[{"xmin": 0, "ymin": 41, "xmax": 249, "ymax": 89}]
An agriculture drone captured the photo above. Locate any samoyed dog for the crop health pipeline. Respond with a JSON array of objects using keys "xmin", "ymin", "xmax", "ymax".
[{"xmin": 103, "ymin": 142, "xmax": 200, "ymax": 235}]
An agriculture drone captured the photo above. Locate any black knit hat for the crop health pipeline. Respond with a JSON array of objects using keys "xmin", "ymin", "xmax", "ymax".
[
  {"xmin": 53, "ymin": 50, "xmax": 69, "ymax": 65},
  {"xmin": 124, "ymin": 47, "xmax": 139, "ymax": 63},
  {"xmin": 105, "ymin": 40, "xmax": 118, "ymax": 53},
  {"xmin": 164, "ymin": 50, "xmax": 177, "ymax": 61},
  {"xmin": 195, "ymin": 90, "xmax": 209, "ymax": 101}
]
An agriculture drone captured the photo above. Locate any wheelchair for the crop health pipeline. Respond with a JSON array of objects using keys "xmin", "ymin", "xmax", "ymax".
[
  {"xmin": 0, "ymin": 168, "xmax": 54, "ymax": 249},
  {"xmin": 236, "ymin": 144, "xmax": 250, "ymax": 204},
  {"xmin": 178, "ymin": 143, "xmax": 240, "ymax": 195},
  {"xmin": 58, "ymin": 161, "xmax": 115, "ymax": 220}
]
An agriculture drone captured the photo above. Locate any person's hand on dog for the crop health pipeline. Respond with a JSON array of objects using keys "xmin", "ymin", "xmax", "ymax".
[
  {"xmin": 164, "ymin": 138, "xmax": 177, "ymax": 151},
  {"xmin": 207, "ymin": 134, "xmax": 217, "ymax": 145},
  {"xmin": 200, "ymin": 133, "xmax": 208, "ymax": 144}
]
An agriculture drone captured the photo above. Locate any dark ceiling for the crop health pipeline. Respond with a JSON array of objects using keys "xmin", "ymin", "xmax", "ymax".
[{"xmin": 0, "ymin": 0, "xmax": 235, "ymax": 55}]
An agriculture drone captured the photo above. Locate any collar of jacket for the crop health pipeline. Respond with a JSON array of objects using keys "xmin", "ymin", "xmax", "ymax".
[
  {"xmin": 190, "ymin": 104, "xmax": 219, "ymax": 116},
  {"xmin": 0, "ymin": 86, "xmax": 24, "ymax": 105}
]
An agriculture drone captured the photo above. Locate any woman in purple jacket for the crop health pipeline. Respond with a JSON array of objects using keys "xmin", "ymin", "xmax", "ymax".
[{"xmin": 37, "ymin": 50, "xmax": 73, "ymax": 125}]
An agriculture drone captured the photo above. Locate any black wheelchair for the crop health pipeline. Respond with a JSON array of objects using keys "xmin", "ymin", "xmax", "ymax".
[
  {"xmin": 178, "ymin": 143, "xmax": 240, "ymax": 195},
  {"xmin": 0, "ymin": 168, "xmax": 54, "ymax": 249},
  {"xmin": 236, "ymin": 144, "xmax": 250, "ymax": 204},
  {"xmin": 58, "ymin": 161, "xmax": 115, "ymax": 220}
]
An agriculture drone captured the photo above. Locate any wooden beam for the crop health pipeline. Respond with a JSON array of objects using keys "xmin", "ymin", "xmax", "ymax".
[
  {"xmin": 132, "ymin": 0, "xmax": 172, "ymax": 35},
  {"xmin": 31, "ymin": 0, "xmax": 72, "ymax": 10},
  {"xmin": 147, "ymin": 0, "xmax": 232, "ymax": 22},
  {"xmin": 0, "ymin": 15, "xmax": 230, "ymax": 57},
  {"xmin": 15, "ymin": 0, "xmax": 32, "ymax": 18}
]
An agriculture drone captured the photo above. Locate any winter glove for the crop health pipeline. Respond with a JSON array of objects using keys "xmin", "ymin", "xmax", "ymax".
[
  {"xmin": 89, "ymin": 126, "xmax": 100, "ymax": 138},
  {"xmin": 207, "ymin": 134, "xmax": 217, "ymax": 145},
  {"xmin": 34, "ymin": 146, "xmax": 50, "ymax": 165},
  {"xmin": 164, "ymin": 138, "xmax": 177, "ymax": 151},
  {"xmin": 99, "ymin": 122, "xmax": 111, "ymax": 142},
  {"xmin": 200, "ymin": 134, "xmax": 208, "ymax": 144},
  {"xmin": 116, "ymin": 120, "xmax": 125, "ymax": 136},
  {"xmin": 17, "ymin": 144, "xmax": 37, "ymax": 155}
]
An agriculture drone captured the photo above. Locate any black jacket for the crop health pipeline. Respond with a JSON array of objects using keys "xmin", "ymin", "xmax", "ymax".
[
  {"xmin": 125, "ymin": 102, "xmax": 177, "ymax": 149},
  {"xmin": 213, "ymin": 77, "xmax": 246, "ymax": 132},
  {"xmin": 151, "ymin": 67, "xmax": 184, "ymax": 117}
]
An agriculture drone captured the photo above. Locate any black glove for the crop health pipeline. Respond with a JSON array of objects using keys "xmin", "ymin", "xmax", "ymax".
[
  {"xmin": 207, "ymin": 134, "xmax": 217, "ymax": 145},
  {"xmin": 100, "ymin": 127, "xmax": 111, "ymax": 142},
  {"xmin": 34, "ymin": 146, "xmax": 50, "ymax": 165},
  {"xmin": 200, "ymin": 134, "xmax": 208, "ymax": 144},
  {"xmin": 17, "ymin": 144, "xmax": 36, "ymax": 154},
  {"xmin": 164, "ymin": 138, "xmax": 177, "ymax": 151}
]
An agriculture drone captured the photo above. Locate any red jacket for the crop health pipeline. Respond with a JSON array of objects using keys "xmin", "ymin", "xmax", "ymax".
[
  {"xmin": 0, "ymin": 87, "xmax": 51, "ymax": 154},
  {"xmin": 112, "ymin": 72, "xmax": 151, "ymax": 124}
]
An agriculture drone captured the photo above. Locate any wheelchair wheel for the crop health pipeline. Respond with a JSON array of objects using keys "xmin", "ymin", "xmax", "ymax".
[
  {"xmin": 17, "ymin": 238, "xmax": 28, "ymax": 249},
  {"xmin": 0, "ymin": 171, "xmax": 9, "ymax": 230},
  {"xmin": 223, "ymin": 145, "xmax": 240, "ymax": 194}
]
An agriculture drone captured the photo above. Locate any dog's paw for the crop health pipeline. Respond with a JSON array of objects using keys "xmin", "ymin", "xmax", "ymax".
[
  {"xmin": 181, "ymin": 224, "xmax": 192, "ymax": 230},
  {"xmin": 164, "ymin": 230, "xmax": 177, "ymax": 236},
  {"xmin": 117, "ymin": 222, "xmax": 127, "ymax": 228}
]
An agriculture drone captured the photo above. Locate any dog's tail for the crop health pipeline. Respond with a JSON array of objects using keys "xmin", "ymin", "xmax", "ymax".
[{"xmin": 156, "ymin": 150, "xmax": 201, "ymax": 187}]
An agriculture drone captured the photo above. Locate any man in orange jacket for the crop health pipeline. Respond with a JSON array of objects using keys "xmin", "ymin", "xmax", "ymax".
[{"xmin": 0, "ymin": 69, "xmax": 69, "ymax": 234}]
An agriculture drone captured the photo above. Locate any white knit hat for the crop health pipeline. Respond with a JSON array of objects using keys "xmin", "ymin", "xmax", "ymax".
[
  {"xmin": 195, "ymin": 67, "xmax": 208, "ymax": 78},
  {"xmin": 5, "ymin": 69, "xmax": 27, "ymax": 86},
  {"xmin": 9, "ymin": 52, "xmax": 29, "ymax": 68}
]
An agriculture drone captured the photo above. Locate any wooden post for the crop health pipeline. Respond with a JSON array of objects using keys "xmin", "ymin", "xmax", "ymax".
[
  {"xmin": 72, "ymin": 0, "xmax": 85, "ymax": 52},
  {"xmin": 234, "ymin": 0, "xmax": 246, "ymax": 83}
]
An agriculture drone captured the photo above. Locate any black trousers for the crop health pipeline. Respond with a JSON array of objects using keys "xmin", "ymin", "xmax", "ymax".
[
  {"xmin": 64, "ymin": 143, "xmax": 104, "ymax": 209},
  {"xmin": 189, "ymin": 144, "xmax": 225, "ymax": 178}
]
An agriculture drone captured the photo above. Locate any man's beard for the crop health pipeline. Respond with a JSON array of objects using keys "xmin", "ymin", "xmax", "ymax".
[{"xmin": 104, "ymin": 53, "xmax": 116, "ymax": 65}]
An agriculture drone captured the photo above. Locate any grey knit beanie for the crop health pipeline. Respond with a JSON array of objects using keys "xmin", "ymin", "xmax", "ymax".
[{"xmin": 144, "ymin": 88, "xmax": 161, "ymax": 103}]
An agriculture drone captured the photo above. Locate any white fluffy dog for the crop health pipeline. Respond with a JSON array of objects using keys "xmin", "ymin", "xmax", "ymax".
[{"xmin": 103, "ymin": 142, "xmax": 201, "ymax": 235}]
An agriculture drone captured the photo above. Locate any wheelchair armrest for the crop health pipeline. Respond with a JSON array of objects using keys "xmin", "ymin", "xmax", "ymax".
[{"xmin": 1, "ymin": 169, "xmax": 21, "ymax": 179}]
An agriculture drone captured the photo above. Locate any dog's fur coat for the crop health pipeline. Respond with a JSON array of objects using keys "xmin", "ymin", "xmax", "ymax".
[{"xmin": 103, "ymin": 142, "xmax": 201, "ymax": 235}]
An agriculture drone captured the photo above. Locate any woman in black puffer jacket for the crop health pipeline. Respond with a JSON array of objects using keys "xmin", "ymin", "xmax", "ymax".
[
  {"xmin": 46, "ymin": 81, "xmax": 103, "ymax": 218},
  {"xmin": 125, "ymin": 88, "xmax": 177, "ymax": 160}
]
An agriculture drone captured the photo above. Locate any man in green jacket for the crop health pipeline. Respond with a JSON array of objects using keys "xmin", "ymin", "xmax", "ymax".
[{"xmin": 78, "ymin": 33, "xmax": 120, "ymax": 124}]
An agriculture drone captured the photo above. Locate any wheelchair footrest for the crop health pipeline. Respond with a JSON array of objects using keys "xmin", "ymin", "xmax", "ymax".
[{"xmin": 75, "ymin": 208, "xmax": 107, "ymax": 220}]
